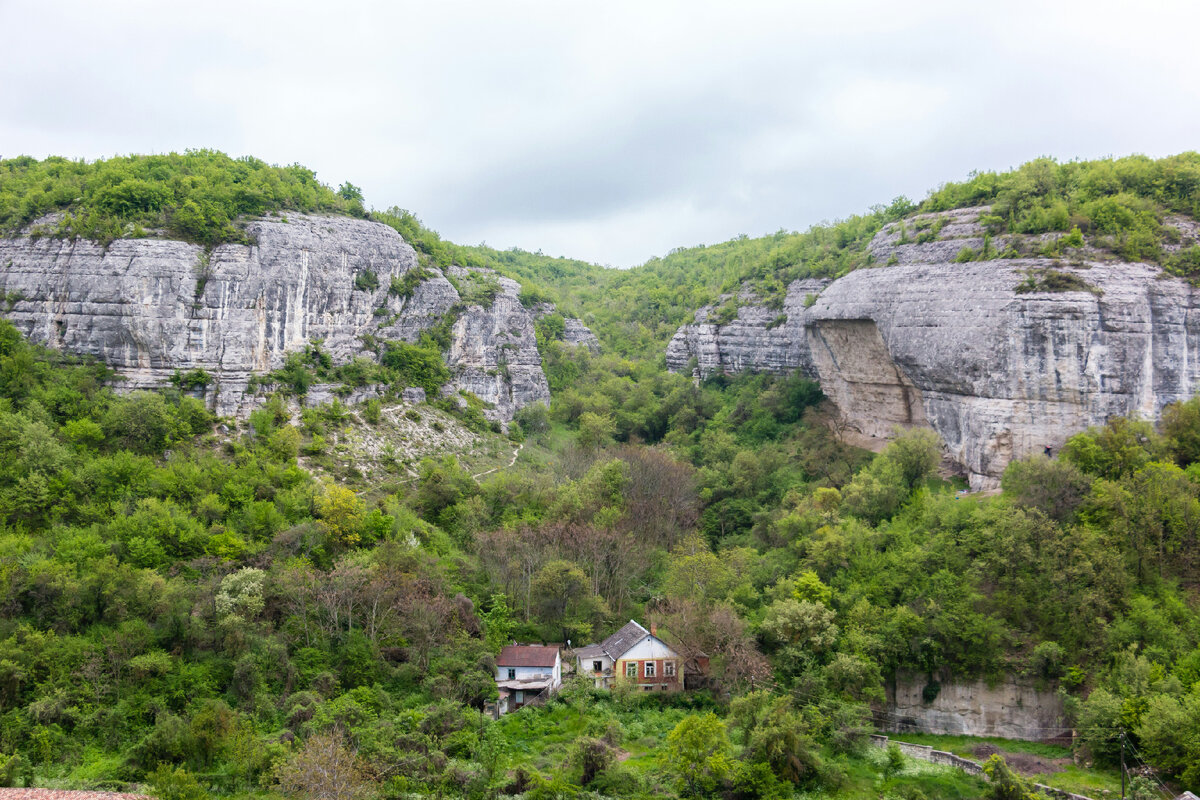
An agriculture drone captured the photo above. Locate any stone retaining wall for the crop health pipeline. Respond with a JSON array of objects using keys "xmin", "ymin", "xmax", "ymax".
[{"xmin": 870, "ymin": 734, "xmax": 1093, "ymax": 798}]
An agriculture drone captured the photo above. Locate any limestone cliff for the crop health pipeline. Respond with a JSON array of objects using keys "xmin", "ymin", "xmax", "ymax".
[
  {"xmin": 667, "ymin": 207, "xmax": 1200, "ymax": 488},
  {"xmin": 0, "ymin": 214, "xmax": 590, "ymax": 420},
  {"xmin": 887, "ymin": 671, "xmax": 1067, "ymax": 740},
  {"xmin": 444, "ymin": 266, "xmax": 549, "ymax": 421}
]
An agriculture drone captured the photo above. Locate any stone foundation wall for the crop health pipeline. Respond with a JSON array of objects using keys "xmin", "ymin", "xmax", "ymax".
[{"xmin": 870, "ymin": 734, "xmax": 1095, "ymax": 800}]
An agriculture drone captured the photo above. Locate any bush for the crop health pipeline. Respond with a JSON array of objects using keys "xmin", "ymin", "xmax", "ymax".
[
  {"xmin": 711, "ymin": 301, "xmax": 739, "ymax": 325},
  {"xmin": 884, "ymin": 743, "xmax": 905, "ymax": 777},
  {"xmin": 1164, "ymin": 245, "xmax": 1200, "ymax": 278},
  {"xmin": 148, "ymin": 764, "xmax": 207, "ymax": 800},
  {"xmin": 381, "ymin": 341, "xmax": 450, "ymax": 395},
  {"xmin": 101, "ymin": 391, "xmax": 210, "ymax": 454},
  {"xmin": 1014, "ymin": 269, "xmax": 1099, "ymax": 294},
  {"xmin": 274, "ymin": 732, "xmax": 374, "ymax": 800},
  {"xmin": 353, "ymin": 270, "xmax": 379, "ymax": 292},
  {"xmin": 514, "ymin": 403, "xmax": 550, "ymax": 436},
  {"xmin": 388, "ymin": 268, "xmax": 431, "ymax": 299}
]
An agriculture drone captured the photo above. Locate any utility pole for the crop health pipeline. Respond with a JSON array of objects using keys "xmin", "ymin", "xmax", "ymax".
[{"xmin": 1119, "ymin": 730, "xmax": 1126, "ymax": 800}]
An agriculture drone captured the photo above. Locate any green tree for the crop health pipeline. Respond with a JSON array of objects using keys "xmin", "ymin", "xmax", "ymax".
[
  {"xmin": 317, "ymin": 483, "xmax": 366, "ymax": 546},
  {"xmin": 337, "ymin": 182, "xmax": 364, "ymax": 202},
  {"xmin": 981, "ymin": 754, "xmax": 1043, "ymax": 800},
  {"xmin": 531, "ymin": 560, "xmax": 597, "ymax": 640},
  {"xmin": 482, "ymin": 594, "xmax": 515, "ymax": 653},
  {"xmin": 1002, "ymin": 455, "xmax": 1092, "ymax": 523},
  {"xmin": 576, "ymin": 411, "xmax": 616, "ymax": 452},
  {"xmin": 1162, "ymin": 396, "xmax": 1200, "ymax": 466},
  {"xmin": 1135, "ymin": 689, "xmax": 1200, "ymax": 785},
  {"xmin": 665, "ymin": 713, "xmax": 734, "ymax": 797}
]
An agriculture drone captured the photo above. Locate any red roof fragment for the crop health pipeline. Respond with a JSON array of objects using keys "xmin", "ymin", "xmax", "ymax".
[{"xmin": 497, "ymin": 645, "xmax": 559, "ymax": 667}]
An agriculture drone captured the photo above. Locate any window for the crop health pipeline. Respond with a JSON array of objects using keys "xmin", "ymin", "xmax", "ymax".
[
  {"xmin": 593, "ymin": 660, "xmax": 603, "ymax": 673},
  {"xmin": 507, "ymin": 668, "xmax": 516, "ymax": 680},
  {"xmin": 625, "ymin": 662, "xmax": 637, "ymax": 678},
  {"xmin": 644, "ymin": 661, "xmax": 656, "ymax": 678},
  {"xmin": 642, "ymin": 684, "xmax": 654, "ymax": 691},
  {"xmin": 661, "ymin": 684, "xmax": 669, "ymax": 691},
  {"xmin": 664, "ymin": 660, "xmax": 676, "ymax": 677}
]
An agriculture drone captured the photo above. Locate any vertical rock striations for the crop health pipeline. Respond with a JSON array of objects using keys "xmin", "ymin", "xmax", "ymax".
[
  {"xmin": 0, "ymin": 215, "xmax": 590, "ymax": 420},
  {"xmin": 444, "ymin": 266, "xmax": 550, "ymax": 422}
]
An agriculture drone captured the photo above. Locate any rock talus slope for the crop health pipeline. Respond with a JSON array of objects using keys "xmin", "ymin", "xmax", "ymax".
[
  {"xmin": 668, "ymin": 208, "xmax": 1200, "ymax": 488},
  {"xmin": 0, "ymin": 215, "xmax": 585, "ymax": 420}
]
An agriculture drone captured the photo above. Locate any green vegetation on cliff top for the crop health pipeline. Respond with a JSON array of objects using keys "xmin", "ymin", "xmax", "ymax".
[
  {"xmin": 5, "ymin": 150, "xmax": 1200, "ymax": 358},
  {"xmin": 0, "ymin": 150, "xmax": 365, "ymax": 246},
  {"xmin": 383, "ymin": 152, "xmax": 1200, "ymax": 357}
]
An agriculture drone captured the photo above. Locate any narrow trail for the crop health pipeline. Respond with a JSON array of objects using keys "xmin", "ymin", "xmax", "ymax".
[{"xmin": 472, "ymin": 441, "xmax": 523, "ymax": 479}]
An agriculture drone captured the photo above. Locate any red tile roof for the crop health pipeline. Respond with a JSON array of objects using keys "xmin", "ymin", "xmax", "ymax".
[{"xmin": 497, "ymin": 644, "xmax": 559, "ymax": 667}]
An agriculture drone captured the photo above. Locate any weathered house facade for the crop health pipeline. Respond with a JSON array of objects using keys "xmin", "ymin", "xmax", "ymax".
[
  {"xmin": 574, "ymin": 620, "xmax": 683, "ymax": 692},
  {"xmin": 493, "ymin": 644, "xmax": 561, "ymax": 715}
]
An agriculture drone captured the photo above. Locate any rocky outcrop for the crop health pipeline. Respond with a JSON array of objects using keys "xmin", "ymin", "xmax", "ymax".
[
  {"xmin": 887, "ymin": 671, "xmax": 1068, "ymax": 740},
  {"xmin": 0, "ymin": 215, "xmax": 586, "ymax": 420},
  {"xmin": 668, "ymin": 208, "xmax": 1200, "ymax": 487},
  {"xmin": 562, "ymin": 318, "xmax": 600, "ymax": 351},
  {"xmin": 444, "ymin": 266, "xmax": 550, "ymax": 421},
  {"xmin": 665, "ymin": 279, "xmax": 830, "ymax": 378}
]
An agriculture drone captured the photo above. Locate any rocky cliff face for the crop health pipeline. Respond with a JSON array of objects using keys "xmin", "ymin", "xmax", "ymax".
[
  {"xmin": 887, "ymin": 671, "xmax": 1067, "ymax": 740},
  {"xmin": 0, "ymin": 214, "xmax": 589, "ymax": 420},
  {"xmin": 668, "ymin": 207, "xmax": 1200, "ymax": 488},
  {"xmin": 444, "ymin": 266, "xmax": 549, "ymax": 421}
]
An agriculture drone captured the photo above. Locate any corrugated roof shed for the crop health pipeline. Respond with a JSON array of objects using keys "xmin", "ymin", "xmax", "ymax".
[{"xmin": 497, "ymin": 644, "xmax": 559, "ymax": 667}]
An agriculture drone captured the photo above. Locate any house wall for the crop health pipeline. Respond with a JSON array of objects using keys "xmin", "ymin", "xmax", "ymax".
[
  {"xmin": 495, "ymin": 652, "xmax": 561, "ymax": 689},
  {"xmin": 577, "ymin": 654, "xmax": 613, "ymax": 688},
  {"xmin": 623, "ymin": 637, "xmax": 676, "ymax": 661},
  {"xmin": 615, "ymin": 637, "xmax": 681, "ymax": 691},
  {"xmin": 496, "ymin": 664, "xmax": 550, "ymax": 681}
]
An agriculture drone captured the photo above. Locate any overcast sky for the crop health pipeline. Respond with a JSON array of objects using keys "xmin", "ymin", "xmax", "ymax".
[{"xmin": 2, "ymin": 1, "xmax": 1199, "ymax": 267}]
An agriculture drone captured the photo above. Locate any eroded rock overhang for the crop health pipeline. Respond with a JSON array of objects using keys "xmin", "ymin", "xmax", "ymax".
[{"xmin": 668, "ymin": 215, "xmax": 1200, "ymax": 488}]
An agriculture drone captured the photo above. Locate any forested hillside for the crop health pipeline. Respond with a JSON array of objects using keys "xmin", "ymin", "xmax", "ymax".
[{"xmin": 0, "ymin": 152, "xmax": 1198, "ymax": 799}]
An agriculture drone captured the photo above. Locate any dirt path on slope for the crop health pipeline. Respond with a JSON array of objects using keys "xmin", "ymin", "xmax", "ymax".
[{"xmin": 473, "ymin": 442, "xmax": 523, "ymax": 479}]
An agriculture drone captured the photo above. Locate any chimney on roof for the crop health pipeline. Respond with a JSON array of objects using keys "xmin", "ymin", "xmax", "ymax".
[{"xmin": 650, "ymin": 622, "xmax": 658, "ymax": 636}]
